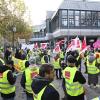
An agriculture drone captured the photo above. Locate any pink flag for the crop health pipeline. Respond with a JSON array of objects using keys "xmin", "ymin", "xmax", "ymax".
[
  {"xmin": 34, "ymin": 42, "xmax": 38, "ymax": 49},
  {"xmin": 41, "ymin": 43, "xmax": 47, "ymax": 49},
  {"xmin": 53, "ymin": 44, "xmax": 61, "ymax": 53}
]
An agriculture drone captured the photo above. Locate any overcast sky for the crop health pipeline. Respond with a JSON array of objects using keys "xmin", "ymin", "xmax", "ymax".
[{"xmin": 24, "ymin": 0, "xmax": 100, "ymax": 25}]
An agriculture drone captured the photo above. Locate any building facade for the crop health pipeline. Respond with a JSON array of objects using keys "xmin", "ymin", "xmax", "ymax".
[{"xmin": 30, "ymin": 0, "xmax": 100, "ymax": 47}]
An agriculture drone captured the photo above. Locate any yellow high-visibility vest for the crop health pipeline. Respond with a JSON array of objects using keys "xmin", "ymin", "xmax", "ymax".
[
  {"xmin": 62, "ymin": 67, "xmax": 84, "ymax": 96},
  {"xmin": 87, "ymin": 60, "xmax": 100, "ymax": 74},
  {"xmin": 25, "ymin": 67, "xmax": 39, "ymax": 94},
  {"xmin": 53, "ymin": 58, "xmax": 60, "ymax": 69},
  {"xmin": 34, "ymin": 83, "xmax": 55, "ymax": 100},
  {"xmin": 0, "ymin": 70, "xmax": 15, "ymax": 94},
  {"xmin": 41, "ymin": 56, "xmax": 45, "ymax": 64}
]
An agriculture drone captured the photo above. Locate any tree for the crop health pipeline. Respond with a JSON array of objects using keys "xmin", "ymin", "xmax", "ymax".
[{"xmin": 0, "ymin": 0, "xmax": 32, "ymax": 46}]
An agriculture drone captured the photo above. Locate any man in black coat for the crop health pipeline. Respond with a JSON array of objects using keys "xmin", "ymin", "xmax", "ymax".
[{"xmin": 31, "ymin": 64, "xmax": 60, "ymax": 100}]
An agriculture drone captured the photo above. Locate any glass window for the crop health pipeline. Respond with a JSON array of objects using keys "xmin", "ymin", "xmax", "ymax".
[
  {"xmin": 98, "ymin": 12, "xmax": 100, "ymax": 26},
  {"xmin": 62, "ymin": 10, "xmax": 67, "ymax": 18},
  {"xmin": 80, "ymin": 11, "xmax": 86, "ymax": 26},
  {"xmin": 68, "ymin": 10, "xmax": 74, "ymax": 26},
  {"xmin": 62, "ymin": 19, "xmax": 67, "ymax": 26},
  {"xmin": 61, "ymin": 10, "xmax": 68, "ymax": 26},
  {"xmin": 75, "ymin": 11, "xmax": 80, "ymax": 26},
  {"xmin": 86, "ymin": 11, "xmax": 92, "ymax": 26},
  {"xmin": 91, "ymin": 11, "xmax": 98, "ymax": 26}
]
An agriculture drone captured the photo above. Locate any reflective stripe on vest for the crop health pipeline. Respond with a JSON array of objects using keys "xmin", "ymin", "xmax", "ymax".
[
  {"xmin": 87, "ymin": 60, "xmax": 100, "ymax": 74},
  {"xmin": 25, "ymin": 67, "xmax": 38, "ymax": 94},
  {"xmin": 62, "ymin": 67, "xmax": 84, "ymax": 96},
  {"xmin": 0, "ymin": 70, "xmax": 15, "ymax": 94},
  {"xmin": 34, "ymin": 83, "xmax": 55, "ymax": 100}
]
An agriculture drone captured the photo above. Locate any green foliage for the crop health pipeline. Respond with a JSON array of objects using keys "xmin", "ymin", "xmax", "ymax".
[{"xmin": 0, "ymin": 0, "xmax": 32, "ymax": 42}]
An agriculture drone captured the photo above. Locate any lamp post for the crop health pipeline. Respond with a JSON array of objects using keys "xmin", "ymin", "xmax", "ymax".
[{"xmin": 12, "ymin": 26, "xmax": 16, "ymax": 51}]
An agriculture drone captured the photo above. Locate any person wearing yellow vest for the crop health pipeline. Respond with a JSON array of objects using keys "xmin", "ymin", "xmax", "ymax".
[
  {"xmin": 60, "ymin": 50, "xmax": 64, "ymax": 60},
  {"xmin": 0, "ymin": 62, "xmax": 16, "ymax": 100},
  {"xmin": 31, "ymin": 64, "xmax": 60, "ymax": 100},
  {"xmin": 86, "ymin": 53, "xmax": 100, "ymax": 88},
  {"xmin": 52, "ymin": 54, "xmax": 62, "ymax": 79},
  {"xmin": 62, "ymin": 55, "xmax": 86, "ymax": 100},
  {"xmin": 41, "ymin": 50, "xmax": 49, "ymax": 64},
  {"xmin": 47, "ymin": 48, "xmax": 51, "ymax": 62},
  {"xmin": 20, "ymin": 59, "xmax": 39, "ymax": 100}
]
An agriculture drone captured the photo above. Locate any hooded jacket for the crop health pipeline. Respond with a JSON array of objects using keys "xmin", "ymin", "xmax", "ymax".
[{"xmin": 31, "ymin": 76, "xmax": 60, "ymax": 100}]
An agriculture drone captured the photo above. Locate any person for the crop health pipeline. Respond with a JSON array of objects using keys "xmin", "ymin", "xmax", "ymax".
[
  {"xmin": 31, "ymin": 63, "xmax": 60, "ymax": 100},
  {"xmin": 86, "ymin": 53, "xmax": 100, "ymax": 88},
  {"xmin": 62, "ymin": 55, "xmax": 86, "ymax": 100},
  {"xmin": 41, "ymin": 50, "xmax": 49, "ymax": 64},
  {"xmin": 0, "ymin": 61, "xmax": 16, "ymax": 100},
  {"xmin": 47, "ymin": 48, "xmax": 51, "ymax": 62},
  {"xmin": 70, "ymin": 50, "xmax": 82, "ymax": 71},
  {"xmin": 4, "ymin": 46, "xmax": 12, "ymax": 64},
  {"xmin": 20, "ymin": 59, "xmax": 39, "ymax": 100},
  {"xmin": 52, "ymin": 54, "xmax": 62, "ymax": 79}
]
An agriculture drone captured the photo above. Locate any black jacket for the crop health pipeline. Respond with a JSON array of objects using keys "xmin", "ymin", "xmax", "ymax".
[
  {"xmin": 44, "ymin": 55, "xmax": 49, "ymax": 63},
  {"xmin": 0, "ymin": 65, "xmax": 16, "ymax": 98},
  {"xmin": 31, "ymin": 76, "xmax": 60, "ymax": 100}
]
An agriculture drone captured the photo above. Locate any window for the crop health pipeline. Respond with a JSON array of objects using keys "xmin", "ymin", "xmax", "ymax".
[
  {"xmin": 62, "ymin": 19, "xmax": 67, "ymax": 26},
  {"xmin": 61, "ymin": 10, "xmax": 67, "ymax": 26},
  {"xmin": 91, "ymin": 11, "xmax": 98, "ymax": 26},
  {"xmin": 75, "ymin": 11, "xmax": 80, "ymax": 26},
  {"xmin": 98, "ymin": 12, "xmax": 100, "ymax": 27},
  {"xmin": 68, "ymin": 10, "xmax": 74, "ymax": 26},
  {"xmin": 86, "ymin": 11, "xmax": 92, "ymax": 26},
  {"xmin": 80, "ymin": 11, "xmax": 86, "ymax": 26}
]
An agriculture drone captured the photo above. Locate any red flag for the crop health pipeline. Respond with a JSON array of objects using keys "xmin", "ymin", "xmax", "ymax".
[
  {"xmin": 80, "ymin": 37, "xmax": 88, "ymax": 54},
  {"xmin": 81, "ymin": 37, "xmax": 87, "ymax": 50}
]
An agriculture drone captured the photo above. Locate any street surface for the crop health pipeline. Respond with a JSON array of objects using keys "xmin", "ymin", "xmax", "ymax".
[{"xmin": 0, "ymin": 58, "xmax": 100, "ymax": 100}]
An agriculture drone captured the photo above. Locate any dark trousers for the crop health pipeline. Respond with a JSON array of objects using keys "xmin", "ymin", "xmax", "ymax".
[
  {"xmin": 88, "ymin": 74, "xmax": 98, "ymax": 86},
  {"xmin": 2, "ymin": 97, "xmax": 15, "ymax": 100},
  {"xmin": 48, "ymin": 55, "xmax": 50, "ymax": 62},
  {"xmin": 26, "ymin": 94, "xmax": 33, "ymax": 100},
  {"xmin": 55, "ymin": 69, "xmax": 62, "ymax": 79}
]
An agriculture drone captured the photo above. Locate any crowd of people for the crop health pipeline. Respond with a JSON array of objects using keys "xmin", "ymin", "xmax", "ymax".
[{"xmin": 0, "ymin": 45, "xmax": 100, "ymax": 100}]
